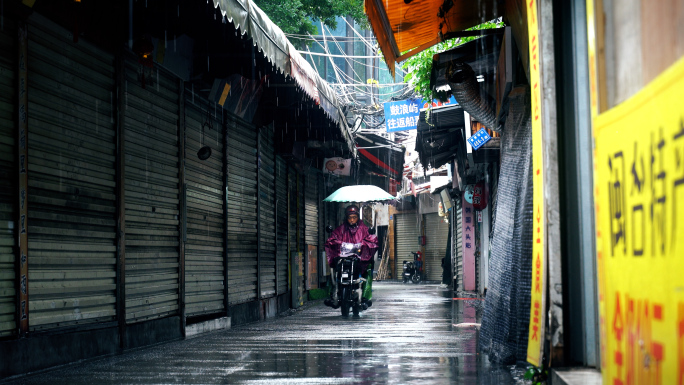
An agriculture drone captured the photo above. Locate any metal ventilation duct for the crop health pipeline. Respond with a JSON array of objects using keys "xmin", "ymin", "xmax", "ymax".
[{"xmin": 447, "ymin": 62, "xmax": 500, "ymax": 132}]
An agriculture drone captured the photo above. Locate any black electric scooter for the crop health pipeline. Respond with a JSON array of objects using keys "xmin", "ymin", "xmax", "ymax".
[
  {"xmin": 324, "ymin": 226, "xmax": 373, "ymax": 316},
  {"xmin": 324, "ymin": 242, "xmax": 370, "ymax": 316},
  {"xmin": 402, "ymin": 252, "xmax": 422, "ymax": 284}
]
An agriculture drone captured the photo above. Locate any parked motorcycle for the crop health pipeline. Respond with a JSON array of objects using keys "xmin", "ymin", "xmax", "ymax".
[
  {"xmin": 402, "ymin": 251, "xmax": 423, "ymax": 284},
  {"xmin": 329, "ymin": 242, "xmax": 369, "ymax": 316}
]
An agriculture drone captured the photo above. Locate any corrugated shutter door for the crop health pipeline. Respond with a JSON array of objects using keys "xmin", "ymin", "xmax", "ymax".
[
  {"xmin": 184, "ymin": 93, "xmax": 224, "ymax": 317},
  {"xmin": 124, "ymin": 57, "xmax": 180, "ymax": 323},
  {"xmin": 226, "ymin": 118, "xmax": 257, "ymax": 304},
  {"xmin": 298, "ymin": 174, "xmax": 305, "ymax": 291},
  {"xmin": 455, "ymin": 200, "xmax": 463, "ymax": 291},
  {"xmin": 275, "ymin": 156, "xmax": 288, "ymax": 294},
  {"xmin": 0, "ymin": 19, "xmax": 17, "ymax": 337},
  {"xmin": 395, "ymin": 213, "xmax": 420, "ymax": 280},
  {"xmin": 258, "ymin": 127, "xmax": 276, "ymax": 298},
  {"xmin": 424, "ymin": 213, "xmax": 449, "ymax": 282},
  {"xmin": 304, "ymin": 171, "xmax": 319, "ymax": 246},
  {"xmin": 27, "ymin": 16, "xmax": 117, "ymax": 331},
  {"xmin": 288, "ymin": 168, "xmax": 304, "ymax": 294},
  {"xmin": 288, "ymin": 168, "xmax": 297, "ymax": 256}
]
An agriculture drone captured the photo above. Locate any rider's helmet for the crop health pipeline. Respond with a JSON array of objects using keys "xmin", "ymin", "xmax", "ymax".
[
  {"xmin": 345, "ymin": 205, "xmax": 360, "ymax": 227},
  {"xmin": 345, "ymin": 205, "xmax": 359, "ymax": 218}
]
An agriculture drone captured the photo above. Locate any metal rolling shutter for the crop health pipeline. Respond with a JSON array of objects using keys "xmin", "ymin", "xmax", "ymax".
[
  {"xmin": 455, "ymin": 200, "xmax": 463, "ymax": 291},
  {"xmin": 288, "ymin": 167, "xmax": 304, "ymax": 296},
  {"xmin": 0, "ymin": 19, "xmax": 17, "ymax": 338},
  {"xmin": 275, "ymin": 156, "xmax": 288, "ymax": 294},
  {"xmin": 184, "ymin": 93, "xmax": 224, "ymax": 317},
  {"xmin": 304, "ymin": 170, "xmax": 319, "ymax": 246},
  {"xmin": 298, "ymin": 173, "xmax": 305, "ymax": 291},
  {"xmin": 304, "ymin": 170, "xmax": 320, "ymax": 289},
  {"xmin": 124, "ymin": 57, "xmax": 180, "ymax": 323},
  {"xmin": 288, "ymin": 168, "xmax": 297, "ymax": 255},
  {"xmin": 394, "ymin": 213, "xmax": 420, "ymax": 280},
  {"xmin": 258, "ymin": 127, "xmax": 276, "ymax": 298},
  {"xmin": 26, "ymin": 17, "xmax": 117, "ymax": 331},
  {"xmin": 424, "ymin": 213, "xmax": 449, "ymax": 282},
  {"xmin": 226, "ymin": 117, "xmax": 258, "ymax": 304},
  {"xmin": 320, "ymin": 184, "xmax": 333, "ymax": 278},
  {"xmin": 324, "ymin": 199, "xmax": 339, "ymax": 229}
]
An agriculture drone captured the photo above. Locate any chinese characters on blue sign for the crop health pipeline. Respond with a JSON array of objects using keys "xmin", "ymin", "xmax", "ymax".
[
  {"xmin": 383, "ymin": 98, "xmax": 421, "ymax": 132},
  {"xmin": 467, "ymin": 128, "xmax": 492, "ymax": 150},
  {"xmin": 383, "ymin": 96, "xmax": 459, "ymax": 133}
]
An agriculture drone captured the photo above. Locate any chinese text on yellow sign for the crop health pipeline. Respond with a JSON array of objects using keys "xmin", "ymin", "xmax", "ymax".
[
  {"xmin": 594, "ymin": 57, "xmax": 684, "ymax": 385},
  {"xmin": 525, "ymin": 0, "xmax": 546, "ymax": 367}
]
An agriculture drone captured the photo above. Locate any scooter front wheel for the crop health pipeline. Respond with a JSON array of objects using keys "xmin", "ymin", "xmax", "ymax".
[
  {"xmin": 340, "ymin": 287, "xmax": 350, "ymax": 317},
  {"xmin": 412, "ymin": 274, "xmax": 422, "ymax": 284}
]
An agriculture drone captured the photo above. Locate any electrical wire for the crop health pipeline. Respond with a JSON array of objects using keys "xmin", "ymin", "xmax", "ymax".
[
  {"xmin": 322, "ymin": 24, "xmax": 379, "ymax": 86},
  {"xmin": 293, "ymin": 24, "xmax": 420, "ymax": 134},
  {"xmin": 317, "ymin": 49, "xmax": 409, "ymax": 101},
  {"xmin": 341, "ymin": 17, "xmax": 374, "ymax": 51},
  {"xmin": 298, "ymin": 51, "xmax": 382, "ymax": 59},
  {"xmin": 284, "ymin": 33, "xmax": 370, "ymax": 41},
  {"xmin": 305, "ymin": 29, "xmax": 406, "ymax": 76}
]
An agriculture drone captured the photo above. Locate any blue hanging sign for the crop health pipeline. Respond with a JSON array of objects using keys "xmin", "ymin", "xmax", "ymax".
[
  {"xmin": 467, "ymin": 128, "xmax": 492, "ymax": 150},
  {"xmin": 383, "ymin": 98, "xmax": 421, "ymax": 132},
  {"xmin": 384, "ymin": 96, "xmax": 460, "ymax": 132}
]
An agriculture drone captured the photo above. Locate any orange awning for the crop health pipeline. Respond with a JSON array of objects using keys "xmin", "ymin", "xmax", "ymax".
[{"xmin": 365, "ymin": 0, "xmax": 502, "ymax": 77}]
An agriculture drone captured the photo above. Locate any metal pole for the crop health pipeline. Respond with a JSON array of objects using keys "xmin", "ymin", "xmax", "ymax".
[
  {"xmin": 178, "ymin": 80, "xmax": 186, "ymax": 337},
  {"xmin": 16, "ymin": 21, "xmax": 29, "ymax": 337},
  {"xmin": 223, "ymin": 112, "xmax": 229, "ymax": 314},
  {"xmin": 115, "ymin": 52, "xmax": 127, "ymax": 348},
  {"xmin": 256, "ymin": 128, "xmax": 262, "ymax": 299},
  {"xmin": 274, "ymin": 142, "xmax": 279, "ymax": 296},
  {"xmin": 286, "ymin": 165, "xmax": 290, "ymax": 293},
  {"xmin": 540, "ymin": 0, "xmax": 564, "ymax": 363},
  {"xmin": 570, "ymin": 0, "xmax": 599, "ymax": 366}
]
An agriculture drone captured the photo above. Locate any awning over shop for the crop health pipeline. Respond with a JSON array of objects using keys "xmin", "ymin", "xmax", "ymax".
[
  {"xmin": 213, "ymin": 0, "xmax": 344, "ymax": 125},
  {"xmin": 215, "ymin": 0, "xmax": 289, "ymax": 73},
  {"xmin": 364, "ymin": 0, "xmax": 502, "ymax": 77}
]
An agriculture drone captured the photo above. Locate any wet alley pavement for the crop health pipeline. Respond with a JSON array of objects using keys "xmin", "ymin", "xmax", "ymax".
[{"xmin": 6, "ymin": 283, "xmax": 521, "ymax": 384}]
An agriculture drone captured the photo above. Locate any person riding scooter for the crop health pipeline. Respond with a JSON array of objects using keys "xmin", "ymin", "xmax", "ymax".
[{"xmin": 324, "ymin": 205, "xmax": 378, "ymax": 308}]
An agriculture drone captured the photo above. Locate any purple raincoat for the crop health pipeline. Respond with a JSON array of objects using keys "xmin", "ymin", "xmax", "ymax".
[{"xmin": 325, "ymin": 220, "xmax": 378, "ymax": 271}]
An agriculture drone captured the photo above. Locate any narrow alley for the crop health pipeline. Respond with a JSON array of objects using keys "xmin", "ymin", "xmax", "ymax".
[
  {"xmin": 4, "ymin": 0, "xmax": 681, "ymax": 382},
  {"xmin": 5, "ymin": 283, "xmax": 518, "ymax": 384}
]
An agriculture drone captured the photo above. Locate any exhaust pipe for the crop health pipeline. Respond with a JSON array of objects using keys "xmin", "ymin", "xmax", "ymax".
[{"xmin": 447, "ymin": 62, "xmax": 500, "ymax": 132}]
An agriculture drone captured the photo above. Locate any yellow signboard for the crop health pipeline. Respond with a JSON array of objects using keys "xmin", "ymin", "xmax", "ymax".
[
  {"xmin": 594, "ymin": 56, "xmax": 684, "ymax": 384},
  {"xmin": 525, "ymin": 0, "xmax": 547, "ymax": 367}
]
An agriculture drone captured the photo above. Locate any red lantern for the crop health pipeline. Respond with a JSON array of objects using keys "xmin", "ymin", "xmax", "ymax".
[{"xmin": 472, "ymin": 181, "xmax": 488, "ymax": 211}]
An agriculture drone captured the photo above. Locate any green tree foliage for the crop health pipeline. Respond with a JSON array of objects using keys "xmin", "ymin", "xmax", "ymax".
[
  {"xmin": 400, "ymin": 21, "xmax": 504, "ymax": 101},
  {"xmin": 254, "ymin": 0, "xmax": 368, "ymax": 41}
]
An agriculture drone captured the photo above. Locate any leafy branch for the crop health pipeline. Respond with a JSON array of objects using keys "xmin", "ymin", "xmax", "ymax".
[
  {"xmin": 399, "ymin": 20, "xmax": 504, "ymax": 102},
  {"xmin": 254, "ymin": 0, "xmax": 368, "ymax": 46}
]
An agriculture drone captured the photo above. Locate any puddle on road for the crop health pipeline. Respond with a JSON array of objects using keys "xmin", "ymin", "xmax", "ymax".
[{"xmin": 11, "ymin": 283, "xmax": 519, "ymax": 385}]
